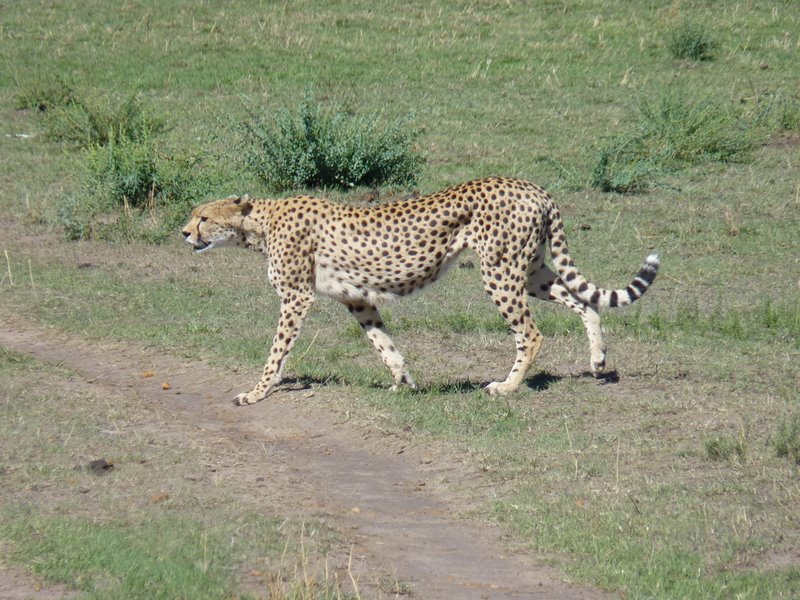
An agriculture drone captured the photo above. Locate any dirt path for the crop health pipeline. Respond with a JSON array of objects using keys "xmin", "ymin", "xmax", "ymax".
[{"xmin": 0, "ymin": 319, "xmax": 608, "ymax": 600}]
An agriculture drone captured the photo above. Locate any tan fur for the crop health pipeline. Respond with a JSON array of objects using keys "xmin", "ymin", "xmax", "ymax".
[{"xmin": 182, "ymin": 177, "xmax": 659, "ymax": 405}]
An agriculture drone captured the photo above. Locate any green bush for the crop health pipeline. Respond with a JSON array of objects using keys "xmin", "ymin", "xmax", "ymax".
[
  {"xmin": 237, "ymin": 95, "xmax": 423, "ymax": 191},
  {"xmin": 668, "ymin": 22, "xmax": 717, "ymax": 61},
  {"xmin": 37, "ymin": 91, "xmax": 217, "ymax": 243},
  {"xmin": 591, "ymin": 93, "xmax": 757, "ymax": 193},
  {"xmin": 57, "ymin": 133, "xmax": 218, "ymax": 243}
]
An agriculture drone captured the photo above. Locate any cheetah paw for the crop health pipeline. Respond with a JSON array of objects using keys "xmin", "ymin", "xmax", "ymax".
[
  {"xmin": 233, "ymin": 391, "xmax": 264, "ymax": 406},
  {"xmin": 389, "ymin": 374, "xmax": 417, "ymax": 392},
  {"xmin": 485, "ymin": 381, "xmax": 517, "ymax": 396}
]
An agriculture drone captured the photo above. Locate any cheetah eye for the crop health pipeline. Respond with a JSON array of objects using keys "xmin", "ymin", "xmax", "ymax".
[{"xmin": 200, "ymin": 217, "xmax": 208, "ymax": 223}]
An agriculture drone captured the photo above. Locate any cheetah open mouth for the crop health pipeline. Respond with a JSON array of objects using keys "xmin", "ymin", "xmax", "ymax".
[{"xmin": 192, "ymin": 240, "xmax": 212, "ymax": 253}]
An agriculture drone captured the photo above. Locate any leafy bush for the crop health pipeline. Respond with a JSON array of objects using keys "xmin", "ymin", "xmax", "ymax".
[
  {"xmin": 237, "ymin": 95, "xmax": 423, "ymax": 191},
  {"xmin": 57, "ymin": 132, "xmax": 218, "ymax": 243},
  {"xmin": 44, "ymin": 94, "xmax": 166, "ymax": 148},
  {"xmin": 591, "ymin": 93, "xmax": 758, "ymax": 193},
  {"xmin": 668, "ymin": 22, "xmax": 717, "ymax": 61}
]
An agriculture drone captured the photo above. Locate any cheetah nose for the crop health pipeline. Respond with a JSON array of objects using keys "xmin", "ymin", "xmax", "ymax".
[{"xmin": 182, "ymin": 229, "xmax": 190, "ymax": 238}]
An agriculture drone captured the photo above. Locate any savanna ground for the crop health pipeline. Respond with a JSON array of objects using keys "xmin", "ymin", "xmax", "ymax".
[{"xmin": 1, "ymin": 1, "xmax": 799, "ymax": 598}]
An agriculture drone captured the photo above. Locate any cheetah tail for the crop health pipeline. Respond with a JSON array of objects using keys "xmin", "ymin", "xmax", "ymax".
[{"xmin": 546, "ymin": 204, "xmax": 660, "ymax": 309}]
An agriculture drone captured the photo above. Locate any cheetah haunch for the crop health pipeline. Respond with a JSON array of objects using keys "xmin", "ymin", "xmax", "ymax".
[{"xmin": 182, "ymin": 177, "xmax": 659, "ymax": 405}]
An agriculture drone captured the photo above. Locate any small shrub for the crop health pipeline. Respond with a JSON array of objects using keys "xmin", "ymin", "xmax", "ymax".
[
  {"xmin": 83, "ymin": 134, "xmax": 161, "ymax": 209},
  {"xmin": 45, "ymin": 94, "xmax": 166, "ymax": 148},
  {"xmin": 236, "ymin": 95, "xmax": 423, "ymax": 191},
  {"xmin": 773, "ymin": 412, "xmax": 800, "ymax": 465},
  {"xmin": 57, "ymin": 133, "xmax": 219, "ymax": 243},
  {"xmin": 668, "ymin": 22, "xmax": 717, "ymax": 61},
  {"xmin": 14, "ymin": 75, "xmax": 77, "ymax": 112}
]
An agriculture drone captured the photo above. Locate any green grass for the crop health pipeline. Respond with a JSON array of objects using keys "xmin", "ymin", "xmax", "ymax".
[
  {"xmin": 2, "ymin": 1, "xmax": 800, "ymax": 598},
  {"xmin": 3, "ymin": 515, "xmax": 247, "ymax": 600}
]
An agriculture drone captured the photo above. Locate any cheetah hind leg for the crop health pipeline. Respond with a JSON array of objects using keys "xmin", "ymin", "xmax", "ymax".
[
  {"xmin": 526, "ymin": 265, "xmax": 607, "ymax": 376},
  {"xmin": 482, "ymin": 267, "xmax": 544, "ymax": 395},
  {"xmin": 346, "ymin": 302, "xmax": 416, "ymax": 391}
]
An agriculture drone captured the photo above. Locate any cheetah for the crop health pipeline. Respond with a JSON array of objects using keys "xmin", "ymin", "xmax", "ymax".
[{"xmin": 182, "ymin": 177, "xmax": 659, "ymax": 406}]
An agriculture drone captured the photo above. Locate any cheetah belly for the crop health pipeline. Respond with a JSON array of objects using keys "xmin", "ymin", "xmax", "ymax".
[
  {"xmin": 313, "ymin": 264, "xmax": 399, "ymax": 305},
  {"xmin": 313, "ymin": 241, "xmax": 467, "ymax": 306}
]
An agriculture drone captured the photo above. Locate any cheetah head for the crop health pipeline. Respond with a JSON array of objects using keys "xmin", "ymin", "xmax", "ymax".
[{"xmin": 181, "ymin": 195, "xmax": 252, "ymax": 253}]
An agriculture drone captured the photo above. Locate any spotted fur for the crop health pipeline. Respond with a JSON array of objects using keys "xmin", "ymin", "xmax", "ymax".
[{"xmin": 182, "ymin": 177, "xmax": 659, "ymax": 405}]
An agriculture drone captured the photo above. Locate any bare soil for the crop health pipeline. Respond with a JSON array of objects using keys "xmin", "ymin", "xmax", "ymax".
[{"xmin": 0, "ymin": 317, "xmax": 609, "ymax": 599}]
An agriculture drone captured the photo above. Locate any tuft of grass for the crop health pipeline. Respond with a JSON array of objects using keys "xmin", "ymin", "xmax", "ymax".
[
  {"xmin": 773, "ymin": 412, "xmax": 800, "ymax": 465},
  {"xmin": 667, "ymin": 22, "xmax": 717, "ymax": 61},
  {"xmin": 609, "ymin": 300, "xmax": 800, "ymax": 348},
  {"xmin": 43, "ymin": 94, "xmax": 167, "ymax": 148},
  {"xmin": 705, "ymin": 434, "xmax": 747, "ymax": 463},
  {"xmin": 236, "ymin": 94, "xmax": 424, "ymax": 191},
  {"xmin": 591, "ymin": 92, "xmax": 759, "ymax": 193},
  {"xmin": 14, "ymin": 74, "xmax": 78, "ymax": 112}
]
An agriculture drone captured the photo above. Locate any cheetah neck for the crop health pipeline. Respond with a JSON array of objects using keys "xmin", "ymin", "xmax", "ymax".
[{"xmin": 239, "ymin": 200, "xmax": 274, "ymax": 254}]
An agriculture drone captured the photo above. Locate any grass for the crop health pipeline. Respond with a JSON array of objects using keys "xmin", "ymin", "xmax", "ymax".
[{"xmin": 2, "ymin": 1, "xmax": 800, "ymax": 598}]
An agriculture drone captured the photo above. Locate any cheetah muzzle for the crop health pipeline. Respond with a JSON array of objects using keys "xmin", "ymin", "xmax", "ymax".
[{"xmin": 182, "ymin": 177, "xmax": 660, "ymax": 406}]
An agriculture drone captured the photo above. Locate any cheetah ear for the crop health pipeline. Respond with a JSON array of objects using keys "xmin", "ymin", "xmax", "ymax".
[{"xmin": 236, "ymin": 194, "xmax": 252, "ymax": 217}]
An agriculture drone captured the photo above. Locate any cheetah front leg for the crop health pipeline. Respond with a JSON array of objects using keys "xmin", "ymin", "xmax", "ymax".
[
  {"xmin": 346, "ymin": 302, "xmax": 416, "ymax": 391},
  {"xmin": 235, "ymin": 292, "xmax": 315, "ymax": 406}
]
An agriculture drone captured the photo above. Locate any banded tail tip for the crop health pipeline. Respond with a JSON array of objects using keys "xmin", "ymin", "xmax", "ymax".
[{"xmin": 638, "ymin": 253, "xmax": 660, "ymax": 284}]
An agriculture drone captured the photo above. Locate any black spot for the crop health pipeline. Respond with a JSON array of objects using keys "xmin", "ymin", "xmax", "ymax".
[{"xmin": 609, "ymin": 291, "xmax": 619, "ymax": 307}]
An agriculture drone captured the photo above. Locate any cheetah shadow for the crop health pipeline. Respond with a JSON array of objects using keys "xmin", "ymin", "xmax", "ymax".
[
  {"xmin": 279, "ymin": 375, "xmax": 342, "ymax": 391},
  {"xmin": 281, "ymin": 370, "xmax": 617, "ymax": 395},
  {"xmin": 411, "ymin": 371, "xmax": 565, "ymax": 395},
  {"xmin": 403, "ymin": 369, "xmax": 619, "ymax": 394}
]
